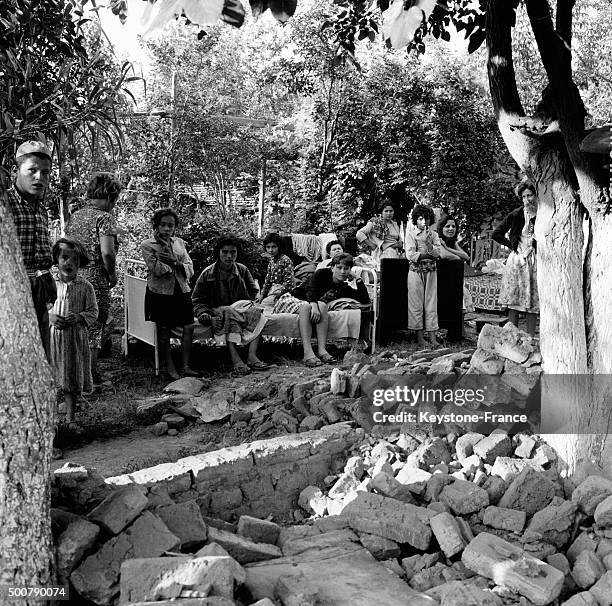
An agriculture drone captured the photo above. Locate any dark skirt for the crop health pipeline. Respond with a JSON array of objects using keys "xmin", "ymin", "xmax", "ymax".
[{"xmin": 145, "ymin": 283, "xmax": 194, "ymax": 327}]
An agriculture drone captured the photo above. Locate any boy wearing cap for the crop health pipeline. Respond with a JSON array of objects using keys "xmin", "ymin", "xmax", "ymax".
[{"xmin": 7, "ymin": 141, "xmax": 57, "ymax": 359}]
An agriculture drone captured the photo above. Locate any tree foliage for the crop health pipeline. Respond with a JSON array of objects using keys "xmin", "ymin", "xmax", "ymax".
[{"xmin": 0, "ymin": 0, "xmax": 136, "ymax": 179}]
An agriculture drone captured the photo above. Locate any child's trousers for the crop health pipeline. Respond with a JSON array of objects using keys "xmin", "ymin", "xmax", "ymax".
[{"xmin": 407, "ymin": 269, "xmax": 438, "ymax": 331}]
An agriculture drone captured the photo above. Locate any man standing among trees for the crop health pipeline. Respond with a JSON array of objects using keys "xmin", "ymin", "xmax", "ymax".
[{"xmin": 6, "ymin": 141, "xmax": 57, "ymax": 359}]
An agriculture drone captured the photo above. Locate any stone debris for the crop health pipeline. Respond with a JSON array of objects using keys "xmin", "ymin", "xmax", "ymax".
[
  {"xmin": 119, "ymin": 556, "xmax": 235, "ymax": 602},
  {"xmin": 163, "ymin": 376, "xmax": 208, "ymax": 395},
  {"xmin": 462, "ymin": 532, "xmax": 564, "ymax": 605},
  {"xmin": 87, "ymin": 485, "xmax": 149, "ymax": 535},
  {"xmin": 51, "ymin": 328, "xmax": 612, "ymax": 606},
  {"xmin": 207, "ymin": 526, "xmax": 282, "ymax": 564},
  {"xmin": 154, "ymin": 500, "xmax": 208, "ymax": 548},
  {"xmin": 56, "ymin": 518, "xmax": 100, "ymax": 581},
  {"xmin": 237, "ymin": 515, "xmax": 281, "ymax": 545}
]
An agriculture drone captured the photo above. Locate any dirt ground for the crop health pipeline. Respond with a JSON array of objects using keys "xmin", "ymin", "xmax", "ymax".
[{"xmin": 52, "ymin": 327, "xmax": 483, "ymax": 477}]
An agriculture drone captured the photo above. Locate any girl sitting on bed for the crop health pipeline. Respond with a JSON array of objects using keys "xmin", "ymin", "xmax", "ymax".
[
  {"xmin": 141, "ymin": 208, "xmax": 197, "ymax": 380},
  {"xmin": 256, "ymin": 232, "xmax": 295, "ymax": 307},
  {"xmin": 274, "ymin": 253, "xmax": 370, "ymax": 367}
]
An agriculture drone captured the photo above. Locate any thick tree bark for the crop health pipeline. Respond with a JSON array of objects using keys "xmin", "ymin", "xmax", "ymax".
[
  {"xmin": 486, "ymin": 0, "xmax": 611, "ymax": 476},
  {"xmin": 0, "ymin": 192, "xmax": 56, "ymax": 597},
  {"xmin": 486, "ymin": 0, "xmax": 587, "ymax": 375}
]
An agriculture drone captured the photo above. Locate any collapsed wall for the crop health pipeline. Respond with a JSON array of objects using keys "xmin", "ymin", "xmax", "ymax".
[{"xmin": 51, "ymin": 323, "xmax": 612, "ymax": 606}]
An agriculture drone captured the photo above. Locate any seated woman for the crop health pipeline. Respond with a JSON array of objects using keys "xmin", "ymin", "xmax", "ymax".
[
  {"xmin": 356, "ymin": 201, "xmax": 403, "ymax": 262},
  {"xmin": 274, "ymin": 253, "xmax": 371, "ymax": 367},
  {"xmin": 256, "ymin": 232, "xmax": 295, "ymax": 307},
  {"xmin": 192, "ymin": 236, "xmax": 269, "ymax": 375},
  {"xmin": 437, "ymin": 215, "xmax": 469, "ymax": 261},
  {"xmin": 316, "ymin": 240, "xmax": 345, "ymax": 270}
]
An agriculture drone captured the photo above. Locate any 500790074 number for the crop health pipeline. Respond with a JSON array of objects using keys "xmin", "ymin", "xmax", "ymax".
[{"xmin": 0, "ymin": 585, "xmax": 69, "ymax": 600}]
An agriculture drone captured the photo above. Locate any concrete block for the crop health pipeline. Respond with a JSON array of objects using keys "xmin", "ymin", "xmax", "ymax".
[
  {"xmin": 126, "ymin": 462, "xmax": 192, "ymax": 495},
  {"xmin": 561, "ymin": 593, "xmax": 599, "ymax": 606},
  {"xmin": 71, "ymin": 512, "xmax": 180, "ymax": 605},
  {"xmin": 426, "ymin": 580, "xmax": 503, "ymax": 606},
  {"xmin": 568, "ymin": 532, "xmax": 600, "ymax": 565},
  {"xmin": 410, "ymin": 562, "xmax": 455, "ymax": 592},
  {"xmin": 401, "ymin": 552, "xmax": 439, "ymax": 581},
  {"xmin": 358, "ymin": 532, "xmax": 401, "ymax": 560},
  {"xmin": 490, "ymin": 457, "xmax": 542, "ymax": 482},
  {"xmin": 207, "ymin": 526, "xmax": 281, "ymax": 564},
  {"xmin": 425, "ymin": 474, "xmax": 454, "ymax": 502},
  {"xmin": 455, "ymin": 433, "xmax": 485, "ymax": 462},
  {"xmin": 370, "ymin": 472, "xmax": 416, "ymax": 504},
  {"xmin": 195, "ymin": 542, "xmax": 246, "ymax": 585},
  {"xmin": 282, "ymin": 529, "xmax": 359, "ymax": 557},
  {"xmin": 572, "ymin": 551, "xmax": 606, "ymax": 589},
  {"xmin": 87, "ymin": 485, "xmax": 148, "ymax": 535},
  {"xmin": 590, "ymin": 570, "xmax": 612, "ymax": 605},
  {"xmin": 594, "ymin": 495, "xmax": 612, "ymax": 528},
  {"xmin": 523, "ymin": 499, "xmax": 577, "ymax": 548},
  {"xmin": 439, "ymin": 479, "xmax": 489, "ymax": 515},
  {"xmin": 298, "ymin": 485, "xmax": 327, "ymax": 516},
  {"xmin": 498, "ymin": 467, "xmax": 557, "ymax": 517},
  {"xmin": 514, "ymin": 434, "xmax": 537, "ymax": 458},
  {"xmin": 546, "ymin": 553, "xmax": 571, "ymax": 575},
  {"xmin": 237, "ymin": 515, "xmax": 281, "ymax": 545},
  {"xmin": 462, "ymin": 532, "xmax": 564, "ymax": 606},
  {"xmin": 154, "ymin": 501, "xmax": 207, "ymax": 548},
  {"xmin": 56, "ymin": 519, "xmax": 100, "ymax": 580},
  {"xmin": 572, "ymin": 476, "xmax": 612, "ymax": 516},
  {"xmin": 406, "ymin": 437, "xmax": 452, "ymax": 470},
  {"xmin": 473, "ymin": 433, "xmax": 512, "ymax": 464},
  {"xmin": 275, "ymin": 572, "xmax": 319, "ymax": 606},
  {"xmin": 429, "ymin": 512, "xmax": 467, "ymax": 558},
  {"xmin": 482, "ymin": 505, "xmax": 526, "ymax": 533},
  {"xmin": 119, "ymin": 556, "xmax": 234, "ymax": 603},
  {"xmin": 481, "ymin": 475, "xmax": 507, "ymax": 505},
  {"xmin": 395, "ymin": 466, "xmax": 432, "ymax": 496},
  {"xmin": 341, "ymin": 492, "xmax": 432, "ymax": 550}
]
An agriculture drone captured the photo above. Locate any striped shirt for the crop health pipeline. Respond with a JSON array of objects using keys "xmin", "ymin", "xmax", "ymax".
[{"xmin": 6, "ymin": 188, "xmax": 52, "ymax": 272}]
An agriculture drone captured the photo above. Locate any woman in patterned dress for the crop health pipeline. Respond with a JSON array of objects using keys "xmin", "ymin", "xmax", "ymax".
[
  {"xmin": 356, "ymin": 201, "xmax": 403, "ymax": 262},
  {"xmin": 65, "ymin": 173, "xmax": 122, "ymax": 382},
  {"xmin": 49, "ymin": 238, "xmax": 98, "ymax": 423},
  {"xmin": 492, "ymin": 181, "xmax": 539, "ymax": 336},
  {"xmin": 256, "ymin": 233, "xmax": 295, "ymax": 307}
]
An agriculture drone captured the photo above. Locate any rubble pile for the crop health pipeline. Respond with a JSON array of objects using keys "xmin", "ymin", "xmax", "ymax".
[{"xmin": 50, "ymin": 324, "xmax": 612, "ymax": 605}]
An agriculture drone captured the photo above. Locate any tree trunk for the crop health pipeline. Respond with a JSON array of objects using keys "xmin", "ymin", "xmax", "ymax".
[
  {"xmin": 486, "ymin": 0, "xmax": 611, "ymax": 477},
  {"xmin": 0, "ymin": 192, "xmax": 56, "ymax": 596}
]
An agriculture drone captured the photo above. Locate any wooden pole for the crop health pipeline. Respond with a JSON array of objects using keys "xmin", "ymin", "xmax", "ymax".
[
  {"xmin": 258, "ymin": 157, "xmax": 266, "ymax": 238},
  {"xmin": 167, "ymin": 70, "xmax": 178, "ymax": 204}
]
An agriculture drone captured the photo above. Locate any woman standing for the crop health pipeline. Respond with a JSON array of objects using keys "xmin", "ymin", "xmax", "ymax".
[
  {"xmin": 141, "ymin": 208, "xmax": 197, "ymax": 379},
  {"xmin": 65, "ymin": 173, "xmax": 121, "ymax": 383},
  {"xmin": 356, "ymin": 202, "xmax": 403, "ymax": 262},
  {"xmin": 492, "ymin": 181, "xmax": 539, "ymax": 336}
]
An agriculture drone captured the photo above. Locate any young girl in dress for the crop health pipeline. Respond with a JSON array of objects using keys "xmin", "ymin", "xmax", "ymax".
[
  {"xmin": 141, "ymin": 208, "xmax": 197, "ymax": 380},
  {"xmin": 256, "ymin": 232, "xmax": 295, "ymax": 307},
  {"xmin": 404, "ymin": 204, "xmax": 441, "ymax": 347},
  {"xmin": 49, "ymin": 238, "xmax": 98, "ymax": 424}
]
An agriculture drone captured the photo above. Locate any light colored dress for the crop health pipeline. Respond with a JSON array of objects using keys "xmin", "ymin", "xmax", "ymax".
[
  {"xmin": 50, "ymin": 275, "xmax": 98, "ymax": 394},
  {"xmin": 499, "ymin": 211, "xmax": 538, "ymax": 313}
]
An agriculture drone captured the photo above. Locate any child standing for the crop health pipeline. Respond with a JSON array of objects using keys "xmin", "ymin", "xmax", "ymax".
[
  {"xmin": 49, "ymin": 238, "xmax": 98, "ymax": 424},
  {"xmin": 141, "ymin": 208, "xmax": 197, "ymax": 380},
  {"xmin": 405, "ymin": 204, "xmax": 441, "ymax": 348}
]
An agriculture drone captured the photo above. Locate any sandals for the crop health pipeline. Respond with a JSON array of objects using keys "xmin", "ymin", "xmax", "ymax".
[
  {"xmin": 233, "ymin": 363, "xmax": 252, "ymax": 375},
  {"xmin": 303, "ymin": 357, "xmax": 323, "ymax": 368},
  {"xmin": 248, "ymin": 361, "xmax": 270, "ymax": 371},
  {"xmin": 318, "ymin": 353, "xmax": 336, "ymax": 364}
]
